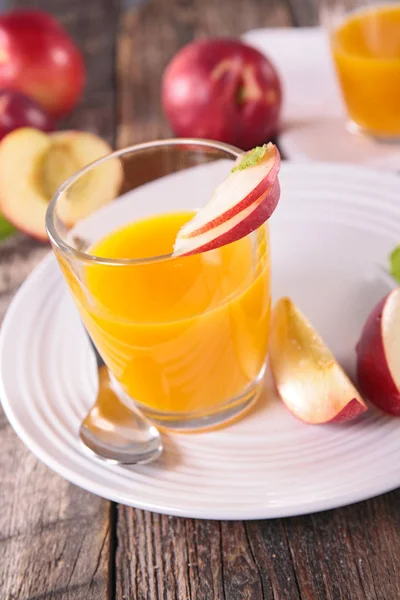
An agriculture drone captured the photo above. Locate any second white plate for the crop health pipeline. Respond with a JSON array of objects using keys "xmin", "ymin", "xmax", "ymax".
[{"xmin": 243, "ymin": 27, "xmax": 400, "ymax": 170}]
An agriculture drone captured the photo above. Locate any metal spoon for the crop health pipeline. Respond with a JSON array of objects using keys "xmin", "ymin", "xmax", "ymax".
[{"xmin": 79, "ymin": 338, "xmax": 163, "ymax": 464}]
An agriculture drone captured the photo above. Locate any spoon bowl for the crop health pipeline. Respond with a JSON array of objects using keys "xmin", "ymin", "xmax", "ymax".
[{"xmin": 80, "ymin": 340, "xmax": 163, "ymax": 465}]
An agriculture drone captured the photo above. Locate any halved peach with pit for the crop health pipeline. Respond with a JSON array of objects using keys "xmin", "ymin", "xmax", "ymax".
[{"xmin": 0, "ymin": 128, "xmax": 123, "ymax": 240}]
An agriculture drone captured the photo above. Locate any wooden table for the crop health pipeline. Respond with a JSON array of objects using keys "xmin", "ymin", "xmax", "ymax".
[{"xmin": 1, "ymin": 1, "xmax": 400, "ymax": 598}]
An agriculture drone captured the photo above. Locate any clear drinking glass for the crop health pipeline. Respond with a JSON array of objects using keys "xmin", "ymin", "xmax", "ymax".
[
  {"xmin": 321, "ymin": 0, "xmax": 400, "ymax": 140},
  {"xmin": 46, "ymin": 139, "xmax": 271, "ymax": 431}
]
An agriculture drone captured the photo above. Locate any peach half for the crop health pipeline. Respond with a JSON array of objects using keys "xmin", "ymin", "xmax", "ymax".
[{"xmin": 0, "ymin": 128, "xmax": 122, "ymax": 240}]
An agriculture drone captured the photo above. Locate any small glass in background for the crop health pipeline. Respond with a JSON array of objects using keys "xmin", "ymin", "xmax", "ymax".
[{"xmin": 321, "ymin": 0, "xmax": 400, "ymax": 140}]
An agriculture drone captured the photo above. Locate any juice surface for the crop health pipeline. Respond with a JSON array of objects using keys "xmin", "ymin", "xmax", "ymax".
[
  {"xmin": 72, "ymin": 212, "xmax": 271, "ymax": 416},
  {"xmin": 332, "ymin": 4, "xmax": 400, "ymax": 136}
]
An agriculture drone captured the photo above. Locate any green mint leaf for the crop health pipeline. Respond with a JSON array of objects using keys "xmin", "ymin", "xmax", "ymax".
[
  {"xmin": 390, "ymin": 245, "xmax": 400, "ymax": 284},
  {"xmin": 0, "ymin": 214, "xmax": 15, "ymax": 241},
  {"xmin": 232, "ymin": 144, "xmax": 269, "ymax": 172}
]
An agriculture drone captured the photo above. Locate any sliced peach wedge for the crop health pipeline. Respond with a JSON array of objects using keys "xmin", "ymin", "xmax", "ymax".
[
  {"xmin": 173, "ymin": 143, "xmax": 280, "ymax": 256},
  {"xmin": 0, "ymin": 127, "xmax": 122, "ymax": 241},
  {"xmin": 269, "ymin": 297, "xmax": 367, "ymax": 424}
]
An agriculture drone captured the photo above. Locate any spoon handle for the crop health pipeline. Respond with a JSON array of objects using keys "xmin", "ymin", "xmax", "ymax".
[{"xmin": 86, "ymin": 332, "xmax": 105, "ymax": 368}]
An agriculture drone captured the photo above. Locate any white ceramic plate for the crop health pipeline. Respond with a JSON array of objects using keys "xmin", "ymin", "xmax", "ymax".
[
  {"xmin": 243, "ymin": 28, "xmax": 400, "ymax": 170},
  {"xmin": 1, "ymin": 161, "xmax": 400, "ymax": 520}
]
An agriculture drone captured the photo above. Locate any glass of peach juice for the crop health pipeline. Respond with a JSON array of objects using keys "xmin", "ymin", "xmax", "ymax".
[
  {"xmin": 46, "ymin": 140, "xmax": 271, "ymax": 431},
  {"xmin": 322, "ymin": 0, "xmax": 400, "ymax": 140}
]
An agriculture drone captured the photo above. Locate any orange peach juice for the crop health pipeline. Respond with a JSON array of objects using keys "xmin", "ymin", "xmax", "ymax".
[
  {"xmin": 62, "ymin": 212, "xmax": 271, "ymax": 417},
  {"xmin": 332, "ymin": 4, "xmax": 400, "ymax": 137}
]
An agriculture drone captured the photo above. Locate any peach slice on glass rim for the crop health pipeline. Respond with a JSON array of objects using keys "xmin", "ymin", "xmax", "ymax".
[
  {"xmin": 0, "ymin": 128, "xmax": 122, "ymax": 241},
  {"xmin": 269, "ymin": 297, "xmax": 367, "ymax": 424},
  {"xmin": 173, "ymin": 143, "xmax": 280, "ymax": 256},
  {"xmin": 356, "ymin": 288, "xmax": 400, "ymax": 416}
]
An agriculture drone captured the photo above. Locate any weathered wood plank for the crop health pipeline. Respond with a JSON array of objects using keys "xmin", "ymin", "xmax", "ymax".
[
  {"xmin": 0, "ymin": 451, "xmax": 111, "ymax": 600},
  {"xmin": 285, "ymin": 0, "xmax": 319, "ymax": 27},
  {"xmin": 280, "ymin": 492, "xmax": 400, "ymax": 600},
  {"xmin": 245, "ymin": 519, "xmax": 302, "ymax": 599},
  {"xmin": 0, "ymin": 0, "xmax": 119, "ymax": 598},
  {"xmin": 117, "ymin": 511, "xmax": 273, "ymax": 600},
  {"xmin": 116, "ymin": 492, "xmax": 400, "ymax": 600}
]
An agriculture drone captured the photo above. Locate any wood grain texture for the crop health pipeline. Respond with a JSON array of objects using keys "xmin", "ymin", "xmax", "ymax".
[
  {"xmin": 0, "ymin": 1, "xmax": 120, "ymax": 598},
  {"xmin": 282, "ymin": 492, "xmax": 400, "ymax": 600},
  {"xmin": 116, "ymin": 494, "xmax": 400, "ymax": 600},
  {"xmin": 287, "ymin": 0, "xmax": 319, "ymax": 27}
]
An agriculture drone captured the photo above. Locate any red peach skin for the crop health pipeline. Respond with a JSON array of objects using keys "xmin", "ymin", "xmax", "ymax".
[{"xmin": 356, "ymin": 291, "xmax": 400, "ymax": 416}]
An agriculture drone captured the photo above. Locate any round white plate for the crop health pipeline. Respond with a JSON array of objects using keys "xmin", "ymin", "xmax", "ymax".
[{"xmin": 1, "ymin": 162, "xmax": 400, "ymax": 520}]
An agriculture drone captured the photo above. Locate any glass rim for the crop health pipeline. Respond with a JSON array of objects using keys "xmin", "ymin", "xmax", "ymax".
[{"xmin": 45, "ymin": 137, "xmax": 243, "ymax": 266}]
